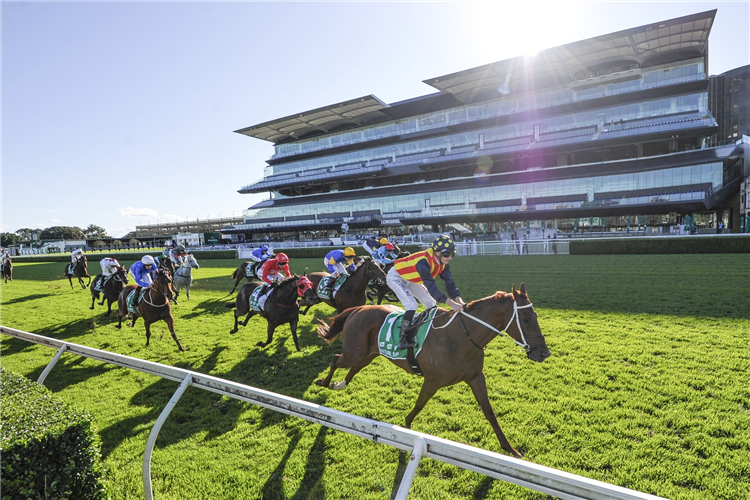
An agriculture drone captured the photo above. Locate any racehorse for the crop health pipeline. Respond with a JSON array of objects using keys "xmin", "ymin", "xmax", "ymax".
[
  {"xmin": 225, "ymin": 275, "xmax": 316, "ymax": 352},
  {"xmin": 65, "ymin": 256, "xmax": 91, "ymax": 289},
  {"xmin": 115, "ymin": 269, "xmax": 185, "ymax": 352},
  {"xmin": 157, "ymin": 256, "xmax": 175, "ymax": 278},
  {"xmin": 315, "ymin": 283, "xmax": 550, "ymax": 458},
  {"xmin": 1, "ymin": 257, "xmax": 12, "ymax": 283},
  {"xmin": 367, "ymin": 251, "xmax": 410, "ymax": 305},
  {"xmin": 230, "ymin": 260, "xmax": 267, "ymax": 294},
  {"xmin": 90, "ymin": 266, "xmax": 129, "ymax": 315},
  {"xmin": 173, "ymin": 254, "xmax": 200, "ymax": 301},
  {"xmin": 303, "ymin": 257, "xmax": 387, "ymax": 314}
]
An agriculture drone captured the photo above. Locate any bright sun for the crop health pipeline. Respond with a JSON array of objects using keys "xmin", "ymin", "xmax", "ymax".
[{"xmin": 463, "ymin": 2, "xmax": 583, "ymax": 61}]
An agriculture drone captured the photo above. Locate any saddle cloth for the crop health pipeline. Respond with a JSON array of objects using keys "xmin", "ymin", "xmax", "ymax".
[
  {"xmin": 248, "ymin": 286, "xmax": 273, "ymax": 312},
  {"xmin": 316, "ymin": 274, "xmax": 347, "ymax": 300},
  {"xmin": 245, "ymin": 262, "xmax": 260, "ymax": 278},
  {"xmin": 126, "ymin": 289, "xmax": 142, "ymax": 315},
  {"xmin": 377, "ymin": 308, "xmax": 438, "ymax": 360}
]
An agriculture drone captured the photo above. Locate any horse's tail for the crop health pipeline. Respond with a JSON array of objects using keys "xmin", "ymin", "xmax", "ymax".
[
  {"xmin": 316, "ymin": 308, "xmax": 357, "ymax": 343},
  {"xmin": 225, "ymin": 301, "xmax": 236, "ymax": 309},
  {"xmin": 231, "ymin": 268, "xmax": 238, "ymax": 280}
]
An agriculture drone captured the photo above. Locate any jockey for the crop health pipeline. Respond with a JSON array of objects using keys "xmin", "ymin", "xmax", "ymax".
[
  {"xmin": 362, "ymin": 237, "xmax": 387, "ymax": 258},
  {"xmin": 324, "ymin": 247, "xmax": 357, "ymax": 277},
  {"xmin": 97, "ymin": 257, "xmax": 121, "ymax": 291},
  {"xmin": 0, "ymin": 250, "xmax": 9, "ymax": 270},
  {"xmin": 387, "ymin": 235, "xmax": 466, "ymax": 350},
  {"xmin": 249, "ymin": 245, "xmax": 272, "ymax": 263},
  {"xmin": 169, "ymin": 245, "xmax": 187, "ymax": 267},
  {"xmin": 372, "ymin": 242, "xmax": 397, "ymax": 266},
  {"xmin": 129, "ymin": 255, "xmax": 158, "ymax": 288},
  {"xmin": 70, "ymin": 247, "xmax": 84, "ymax": 266},
  {"xmin": 260, "ymin": 252, "xmax": 290, "ymax": 285}
]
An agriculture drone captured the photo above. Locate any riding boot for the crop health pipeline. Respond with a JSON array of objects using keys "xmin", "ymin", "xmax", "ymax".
[{"xmin": 396, "ymin": 310, "xmax": 416, "ymax": 350}]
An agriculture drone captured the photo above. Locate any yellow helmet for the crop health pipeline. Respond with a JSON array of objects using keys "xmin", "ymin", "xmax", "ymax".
[
  {"xmin": 344, "ymin": 247, "xmax": 356, "ymax": 257},
  {"xmin": 379, "ymin": 237, "xmax": 388, "ymax": 245}
]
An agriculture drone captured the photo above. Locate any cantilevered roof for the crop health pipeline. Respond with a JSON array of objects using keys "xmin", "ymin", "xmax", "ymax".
[
  {"xmin": 235, "ymin": 95, "xmax": 391, "ymax": 144},
  {"xmin": 424, "ymin": 10, "xmax": 716, "ymax": 102}
]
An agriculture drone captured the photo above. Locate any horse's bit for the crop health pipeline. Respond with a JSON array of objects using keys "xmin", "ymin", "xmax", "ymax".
[{"xmin": 434, "ymin": 300, "xmax": 537, "ymax": 351}]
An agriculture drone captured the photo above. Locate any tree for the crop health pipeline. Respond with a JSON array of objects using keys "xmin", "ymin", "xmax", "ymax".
[
  {"xmin": 15, "ymin": 228, "xmax": 40, "ymax": 241},
  {"xmin": 1, "ymin": 232, "xmax": 22, "ymax": 247},
  {"xmin": 39, "ymin": 226, "xmax": 86, "ymax": 240},
  {"xmin": 83, "ymin": 224, "xmax": 109, "ymax": 238}
]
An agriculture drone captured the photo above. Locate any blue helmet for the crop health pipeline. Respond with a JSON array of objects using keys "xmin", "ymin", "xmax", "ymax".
[
  {"xmin": 261, "ymin": 245, "xmax": 269, "ymax": 252},
  {"xmin": 432, "ymin": 235, "xmax": 456, "ymax": 257}
]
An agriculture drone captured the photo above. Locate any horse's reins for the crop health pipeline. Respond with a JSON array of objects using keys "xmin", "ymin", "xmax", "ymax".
[
  {"xmin": 433, "ymin": 300, "xmax": 537, "ymax": 351},
  {"xmin": 141, "ymin": 280, "xmax": 172, "ymax": 308}
]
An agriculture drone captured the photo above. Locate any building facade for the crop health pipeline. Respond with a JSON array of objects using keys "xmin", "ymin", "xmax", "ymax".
[{"xmin": 228, "ymin": 10, "xmax": 749, "ymax": 240}]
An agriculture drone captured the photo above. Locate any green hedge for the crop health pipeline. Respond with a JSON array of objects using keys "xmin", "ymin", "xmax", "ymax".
[
  {"xmin": 0, "ymin": 368, "xmax": 107, "ymax": 500},
  {"xmin": 11, "ymin": 249, "xmax": 236, "ymax": 264},
  {"xmin": 570, "ymin": 236, "xmax": 750, "ymax": 254}
]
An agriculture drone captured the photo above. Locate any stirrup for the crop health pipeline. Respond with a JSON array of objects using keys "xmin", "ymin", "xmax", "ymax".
[{"xmin": 397, "ymin": 338, "xmax": 415, "ymax": 350}]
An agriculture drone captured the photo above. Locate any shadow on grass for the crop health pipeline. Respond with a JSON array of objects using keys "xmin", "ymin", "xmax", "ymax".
[
  {"xmin": 2, "ymin": 293, "xmax": 57, "ymax": 305},
  {"xmin": 178, "ymin": 297, "xmax": 234, "ymax": 320},
  {"xmin": 98, "ymin": 346, "xmax": 230, "ymax": 459},
  {"xmin": 28, "ymin": 355, "xmax": 115, "ymax": 393}
]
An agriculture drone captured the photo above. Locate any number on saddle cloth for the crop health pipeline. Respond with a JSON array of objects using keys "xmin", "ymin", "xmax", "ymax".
[
  {"xmin": 246, "ymin": 262, "xmax": 261, "ymax": 279},
  {"xmin": 377, "ymin": 308, "xmax": 438, "ymax": 360},
  {"xmin": 317, "ymin": 274, "xmax": 347, "ymax": 300},
  {"xmin": 248, "ymin": 285, "xmax": 273, "ymax": 312}
]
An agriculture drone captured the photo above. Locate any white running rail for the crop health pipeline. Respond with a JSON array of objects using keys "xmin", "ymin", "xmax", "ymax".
[{"xmin": 1, "ymin": 325, "xmax": 665, "ymax": 500}]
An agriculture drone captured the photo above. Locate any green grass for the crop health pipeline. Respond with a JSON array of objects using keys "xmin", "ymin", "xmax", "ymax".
[{"xmin": 1, "ymin": 255, "xmax": 749, "ymax": 500}]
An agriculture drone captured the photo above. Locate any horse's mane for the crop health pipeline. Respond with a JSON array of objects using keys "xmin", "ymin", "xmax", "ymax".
[{"xmin": 465, "ymin": 291, "xmax": 513, "ymax": 312}]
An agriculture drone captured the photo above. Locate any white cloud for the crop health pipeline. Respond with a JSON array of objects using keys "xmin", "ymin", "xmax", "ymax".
[
  {"xmin": 50, "ymin": 218, "xmax": 62, "ymax": 223},
  {"xmin": 119, "ymin": 207, "xmax": 158, "ymax": 218}
]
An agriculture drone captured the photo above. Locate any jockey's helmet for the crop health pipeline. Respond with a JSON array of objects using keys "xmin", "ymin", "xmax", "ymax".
[
  {"xmin": 141, "ymin": 255, "xmax": 155, "ymax": 267},
  {"xmin": 385, "ymin": 243, "xmax": 395, "ymax": 250},
  {"xmin": 432, "ymin": 236, "xmax": 456, "ymax": 257},
  {"xmin": 344, "ymin": 247, "xmax": 356, "ymax": 257},
  {"xmin": 379, "ymin": 237, "xmax": 388, "ymax": 245},
  {"xmin": 276, "ymin": 253, "xmax": 289, "ymax": 264},
  {"xmin": 261, "ymin": 245, "xmax": 269, "ymax": 252}
]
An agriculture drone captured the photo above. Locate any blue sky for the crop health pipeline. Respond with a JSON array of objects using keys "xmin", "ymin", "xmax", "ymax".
[{"xmin": 2, "ymin": 1, "xmax": 748, "ymax": 238}]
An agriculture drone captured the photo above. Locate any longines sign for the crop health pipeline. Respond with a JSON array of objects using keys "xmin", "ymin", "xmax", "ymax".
[{"xmin": 380, "ymin": 219, "xmax": 402, "ymax": 226}]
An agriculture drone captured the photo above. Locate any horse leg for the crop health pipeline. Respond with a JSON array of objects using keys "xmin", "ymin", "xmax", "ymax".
[
  {"xmin": 256, "ymin": 322, "xmax": 277, "ymax": 349},
  {"xmin": 316, "ymin": 354, "xmax": 342, "ymax": 388},
  {"xmin": 143, "ymin": 321, "xmax": 151, "ymax": 346},
  {"xmin": 230, "ymin": 311, "xmax": 240, "ymax": 334},
  {"xmin": 405, "ymin": 380, "xmax": 441, "ymax": 429},
  {"xmin": 316, "ymin": 352, "xmax": 378, "ymax": 390},
  {"xmin": 241, "ymin": 311, "xmax": 256, "ymax": 327},
  {"xmin": 68, "ymin": 276, "xmax": 74, "ymax": 289},
  {"xmin": 90, "ymin": 294, "xmax": 97, "ymax": 310},
  {"xmin": 105, "ymin": 299, "xmax": 113, "ymax": 316},
  {"xmin": 164, "ymin": 315, "xmax": 185, "ymax": 352},
  {"xmin": 465, "ymin": 373, "xmax": 522, "ymax": 458},
  {"xmin": 185, "ymin": 282, "xmax": 191, "ymax": 301},
  {"xmin": 289, "ymin": 318, "xmax": 300, "ymax": 352}
]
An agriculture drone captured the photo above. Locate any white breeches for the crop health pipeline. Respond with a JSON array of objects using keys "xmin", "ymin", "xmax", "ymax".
[
  {"xmin": 266, "ymin": 271, "xmax": 285, "ymax": 283},
  {"xmin": 324, "ymin": 258, "xmax": 347, "ymax": 275},
  {"xmin": 362, "ymin": 242, "xmax": 376, "ymax": 255},
  {"xmin": 386, "ymin": 267, "xmax": 436, "ymax": 311},
  {"xmin": 249, "ymin": 254, "xmax": 263, "ymax": 262}
]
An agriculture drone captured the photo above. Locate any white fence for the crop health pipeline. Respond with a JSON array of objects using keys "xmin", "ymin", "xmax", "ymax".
[{"xmin": 1, "ymin": 325, "xmax": 665, "ymax": 500}]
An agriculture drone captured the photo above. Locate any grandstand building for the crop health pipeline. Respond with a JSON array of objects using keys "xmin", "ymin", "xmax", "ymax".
[{"xmin": 228, "ymin": 10, "xmax": 749, "ymax": 241}]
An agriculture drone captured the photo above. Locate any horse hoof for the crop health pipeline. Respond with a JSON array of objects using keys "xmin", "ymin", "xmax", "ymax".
[
  {"xmin": 256, "ymin": 341, "xmax": 267, "ymax": 348},
  {"xmin": 314, "ymin": 379, "xmax": 325, "ymax": 387}
]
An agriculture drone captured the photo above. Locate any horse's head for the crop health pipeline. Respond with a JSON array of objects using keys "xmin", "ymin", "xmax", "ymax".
[
  {"xmin": 296, "ymin": 275, "xmax": 316, "ymax": 303},
  {"xmin": 509, "ymin": 283, "xmax": 550, "ymax": 363},
  {"xmin": 153, "ymin": 270, "xmax": 175, "ymax": 301},
  {"xmin": 115, "ymin": 266, "xmax": 129, "ymax": 283},
  {"xmin": 187, "ymin": 254, "xmax": 199, "ymax": 269},
  {"xmin": 361, "ymin": 257, "xmax": 387, "ymax": 283}
]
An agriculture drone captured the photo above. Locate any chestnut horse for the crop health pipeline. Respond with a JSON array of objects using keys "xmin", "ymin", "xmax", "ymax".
[
  {"xmin": 65, "ymin": 256, "xmax": 91, "ymax": 289},
  {"xmin": 225, "ymin": 275, "xmax": 316, "ymax": 351},
  {"xmin": 115, "ymin": 269, "xmax": 184, "ymax": 352},
  {"xmin": 303, "ymin": 257, "xmax": 387, "ymax": 314},
  {"xmin": 315, "ymin": 283, "xmax": 550, "ymax": 458},
  {"xmin": 2, "ymin": 257, "xmax": 12, "ymax": 283},
  {"xmin": 90, "ymin": 266, "xmax": 129, "ymax": 315}
]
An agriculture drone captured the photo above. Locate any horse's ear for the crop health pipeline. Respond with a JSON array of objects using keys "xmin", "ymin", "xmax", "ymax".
[
  {"xmin": 520, "ymin": 282, "xmax": 527, "ymax": 295},
  {"xmin": 511, "ymin": 284, "xmax": 518, "ymax": 297}
]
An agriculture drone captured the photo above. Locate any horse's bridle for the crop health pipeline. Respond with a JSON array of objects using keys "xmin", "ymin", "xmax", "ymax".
[
  {"xmin": 434, "ymin": 299, "xmax": 540, "ymax": 351},
  {"xmin": 142, "ymin": 277, "xmax": 173, "ymax": 308}
]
